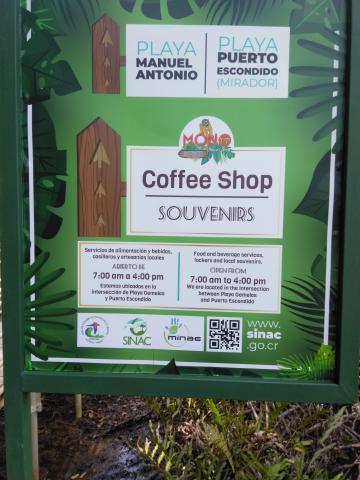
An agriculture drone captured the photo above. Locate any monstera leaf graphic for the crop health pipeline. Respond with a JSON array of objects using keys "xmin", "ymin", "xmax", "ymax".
[
  {"xmin": 293, "ymin": 150, "xmax": 342, "ymax": 227},
  {"xmin": 22, "ymin": 8, "xmax": 81, "ymax": 256},
  {"xmin": 207, "ymin": 0, "xmax": 285, "ymax": 25},
  {"xmin": 22, "ymin": 10, "xmax": 80, "ymax": 103},
  {"xmin": 290, "ymin": 0, "xmax": 343, "ymax": 34},
  {"xmin": 41, "ymin": 0, "xmax": 103, "ymax": 30},
  {"xmin": 120, "ymin": 0, "xmax": 207, "ymax": 20},
  {"xmin": 23, "ymin": 103, "xmax": 67, "ymax": 243}
]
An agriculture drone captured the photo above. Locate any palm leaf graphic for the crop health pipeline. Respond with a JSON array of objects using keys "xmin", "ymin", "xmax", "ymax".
[
  {"xmin": 25, "ymin": 252, "xmax": 76, "ymax": 360},
  {"xmin": 282, "ymin": 276, "xmax": 337, "ymax": 347},
  {"xmin": 46, "ymin": 0, "xmax": 102, "ymax": 30},
  {"xmin": 290, "ymin": 28, "xmax": 346, "ymax": 153},
  {"xmin": 277, "ymin": 344, "xmax": 335, "ymax": 380}
]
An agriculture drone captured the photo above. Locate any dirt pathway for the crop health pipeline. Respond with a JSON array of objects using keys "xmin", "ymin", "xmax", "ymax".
[{"xmin": 0, "ymin": 394, "xmax": 162, "ymax": 480}]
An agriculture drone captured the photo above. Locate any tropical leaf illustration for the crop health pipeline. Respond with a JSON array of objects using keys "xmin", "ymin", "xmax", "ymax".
[
  {"xmin": 24, "ymin": 252, "xmax": 76, "ymax": 361},
  {"xmin": 120, "ymin": 0, "xmax": 207, "ymax": 20},
  {"xmin": 291, "ymin": 27, "xmax": 346, "ymax": 153},
  {"xmin": 181, "ymin": 143, "xmax": 235, "ymax": 165},
  {"xmin": 22, "ymin": 103, "xmax": 66, "ymax": 242},
  {"xmin": 22, "ymin": 9, "xmax": 81, "ymax": 103},
  {"xmin": 290, "ymin": 0, "xmax": 343, "ymax": 34},
  {"xmin": 33, "ymin": 0, "xmax": 103, "ymax": 30},
  {"xmin": 20, "ymin": 2, "xmax": 56, "ymax": 31},
  {"xmin": 282, "ymin": 276, "xmax": 337, "ymax": 347},
  {"xmin": 293, "ymin": 150, "xmax": 341, "ymax": 227},
  {"xmin": 310, "ymin": 232, "xmax": 339, "ymax": 285},
  {"xmin": 22, "ymin": 8, "xmax": 81, "ymax": 255},
  {"xmin": 277, "ymin": 344, "xmax": 335, "ymax": 380},
  {"xmin": 207, "ymin": 0, "xmax": 285, "ymax": 25}
]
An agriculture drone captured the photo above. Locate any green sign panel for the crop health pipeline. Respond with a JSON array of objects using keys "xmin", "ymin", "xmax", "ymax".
[
  {"xmin": 17, "ymin": 0, "xmax": 348, "ymax": 376},
  {"xmin": 1, "ymin": 3, "xmax": 360, "ymax": 474},
  {"xmin": 0, "ymin": 0, "xmax": 360, "ymax": 480}
]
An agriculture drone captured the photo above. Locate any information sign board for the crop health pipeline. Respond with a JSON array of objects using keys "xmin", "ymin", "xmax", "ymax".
[{"xmin": 1, "ymin": 3, "xmax": 360, "ymax": 475}]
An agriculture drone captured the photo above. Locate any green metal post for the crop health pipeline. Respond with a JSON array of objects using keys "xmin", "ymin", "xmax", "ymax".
[{"xmin": 0, "ymin": 1, "xmax": 33, "ymax": 478}]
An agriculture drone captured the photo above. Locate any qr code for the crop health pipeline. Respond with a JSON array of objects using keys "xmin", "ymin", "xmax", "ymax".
[{"xmin": 207, "ymin": 317, "xmax": 242, "ymax": 353}]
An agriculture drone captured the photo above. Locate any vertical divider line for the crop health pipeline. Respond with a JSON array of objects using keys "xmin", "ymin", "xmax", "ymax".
[
  {"xmin": 27, "ymin": 0, "xmax": 35, "ymax": 269},
  {"xmin": 323, "ymin": 38, "xmax": 340, "ymax": 346},
  {"xmin": 204, "ymin": 33, "xmax": 208, "ymax": 95},
  {"xmin": 177, "ymin": 252, "xmax": 181, "ymax": 301}
]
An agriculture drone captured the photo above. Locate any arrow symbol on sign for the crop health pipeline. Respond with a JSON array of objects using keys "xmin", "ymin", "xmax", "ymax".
[
  {"xmin": 95, "ymin": 183, "xmax": 106, "ymax": 198},
  {"xmin": 91, "ymin": 141, "xmax": 111, "ymax": 168},
  {"xmin": 102, "ymin": 30, "xmax": 113, "ymax": 47},
  {"xmin": 104, "ymin": 57, "xmax": 111, "ymax": 67},
  {"xmin": 97, "ymin": 215, "xmax": 105, "ymax": 226}
]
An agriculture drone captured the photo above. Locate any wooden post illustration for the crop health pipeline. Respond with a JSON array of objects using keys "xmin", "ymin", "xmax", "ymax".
[
  {"xmin": 78, "ymin": 118, "xmax": 124, "ymax": 237},
  {"xmin": 92, "ymin": 15, "xmax": 121, "ymax": 94}
]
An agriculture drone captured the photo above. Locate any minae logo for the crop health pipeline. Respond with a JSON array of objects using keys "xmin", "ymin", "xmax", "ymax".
[
  {"xmin": 123, "ymin": 318, "xmax": 151, "ymax": 346},
  {"xmin": 179, "ymin": 116, "xmax": 235, "ymax": 165},
  {"xmin": 164, "ymin": 318, "xmax": 202, "ymax": 347}
]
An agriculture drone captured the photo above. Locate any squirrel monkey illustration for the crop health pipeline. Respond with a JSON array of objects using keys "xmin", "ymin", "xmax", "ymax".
[{"xmin": 199, "ymin": 118, "xmax": 213, "ymax": 138}]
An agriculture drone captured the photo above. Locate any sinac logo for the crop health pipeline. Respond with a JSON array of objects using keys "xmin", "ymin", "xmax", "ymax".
[
  {"xmin": 81, "ymin": 316, "xmax": 109, "ymax": 344},
  {"xmin": 179, "ymin": 116, "xmax": 235, "ymax": 165},
  {"xmin": 127, "ymin": 318, "xmax": 147, "ymax": 336},
  {"xmin": 123, "ymin": 318, "xmax": 151, "ymax": 347}
]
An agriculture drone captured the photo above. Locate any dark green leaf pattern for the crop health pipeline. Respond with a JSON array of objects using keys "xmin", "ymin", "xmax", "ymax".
[
  {"xmin": 23, "ymin": 104, "xmax": 66, "ymax": 242},
  {"xmin": 290, "ymin": 0, "xmax": 341, "ymax": 33},
  {"xmin": 293, "ymin": 151, "xmax": 341, "ymax": 227},
  {"xmin": 22, "ymin": 8, "xmax": 81, "ymax": 253},
  {"xmin": 22, "ymin": 19, "xmax": 80, "ymax": 103},
  {"xmin": 24, "ymin": 252, "xmax": 76, "ymax": 361},
  {"xmin": 38, "ymin": 0, "xmax": 102, "ymax": 30},
  {"xmin": 207, "ymin": 0, "xmax": 285, "ymax": 25},
  {"xmin": 120, "ymin": 0, "xmax": 207, "ymax": 20},
  {"xmin": 291, "ymin": 21, "xmax": 346, "ymax": 153},
  {"xmin": 282, "ymin": 276, "xmax": 337, "ymax": 346}
]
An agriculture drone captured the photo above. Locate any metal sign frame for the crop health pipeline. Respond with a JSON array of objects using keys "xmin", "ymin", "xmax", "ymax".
[{"xmin": 1, "ymin": 1, "xmax": 360, "ymax": 478}]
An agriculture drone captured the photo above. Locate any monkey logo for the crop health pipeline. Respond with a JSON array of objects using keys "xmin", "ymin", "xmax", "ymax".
[
  {"xmin": 179, "ymin": 115, "xmax": 235, "ymax": 163},
  {"xmin": 199, "ymin": 118, "xmax": 213, "ymax": 139}
]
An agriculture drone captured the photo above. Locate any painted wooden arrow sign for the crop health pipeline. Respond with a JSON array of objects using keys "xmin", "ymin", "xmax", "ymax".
[
  {"xmin": 92, "ymin": 15, "xmax": 120, "ymax": 94},
  {"xmin": 77, "ymin": 118, "xmax": 123, "ymax": 237}
]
